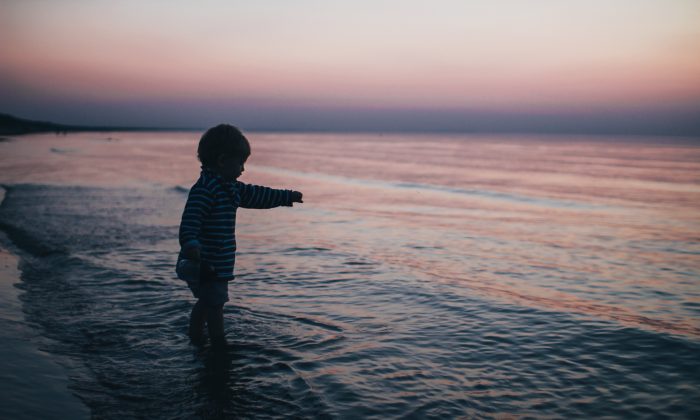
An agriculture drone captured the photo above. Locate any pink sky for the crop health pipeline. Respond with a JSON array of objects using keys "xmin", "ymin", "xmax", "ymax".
[{"xmin": 2, "ymin": 0, "xmax": 699, "ymax": 132}]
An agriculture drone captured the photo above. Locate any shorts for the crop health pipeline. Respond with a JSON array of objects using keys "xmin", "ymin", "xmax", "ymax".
[{"xmin": 188, "ymin": 262, "xmax": 229, "ymax": 306}]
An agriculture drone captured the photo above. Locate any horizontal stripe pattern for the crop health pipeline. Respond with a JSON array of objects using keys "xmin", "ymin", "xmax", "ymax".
[{"xmin": 179, "ymin": 168, "xmax": 293, "ymax": 280}]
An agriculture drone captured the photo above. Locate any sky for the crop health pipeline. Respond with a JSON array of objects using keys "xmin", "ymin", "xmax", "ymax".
[{"xmin": 2, "ymin": 0, "xmax": 699, "ymax": 134}]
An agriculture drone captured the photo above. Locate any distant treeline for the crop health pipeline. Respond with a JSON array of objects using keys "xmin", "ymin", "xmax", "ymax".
[{"xmin": 0, "ymin": 113, "xmax": 176, "ymax": 135}]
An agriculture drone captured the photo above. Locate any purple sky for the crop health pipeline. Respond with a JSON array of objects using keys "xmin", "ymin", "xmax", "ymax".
[{"xmin": 2, "ymin": 0, "xmax": 699, "ymax": 134}]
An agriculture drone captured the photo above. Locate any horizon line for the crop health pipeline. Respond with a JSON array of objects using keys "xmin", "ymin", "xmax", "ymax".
[{"xmin": 2, "ymin": 111, "xmax": 699, "ymax": 139}]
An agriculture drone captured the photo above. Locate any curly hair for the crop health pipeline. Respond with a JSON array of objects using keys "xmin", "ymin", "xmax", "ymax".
[{"xmin": 197, "ymin": 124, "xmax": 251, "ymax": 167}]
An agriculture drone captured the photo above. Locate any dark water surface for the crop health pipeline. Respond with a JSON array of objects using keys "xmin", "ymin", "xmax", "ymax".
[
  {"xmin": 0, "ymin": 230, "xmax": 89, "ymax": 420},
  {"xmin": 0, "ymin": 132, "xmax": 699, "ymax": 418}
]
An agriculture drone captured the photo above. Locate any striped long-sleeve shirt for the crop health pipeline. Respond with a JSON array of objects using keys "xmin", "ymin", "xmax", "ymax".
[{"xmin": 179, "ymin": 168, "xmax": 294, "ymax": 281}]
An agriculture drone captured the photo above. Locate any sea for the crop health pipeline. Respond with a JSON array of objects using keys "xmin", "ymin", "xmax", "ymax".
[{"xmin": 0, "ymin": 131, "xmax": 698, "ymax": 419}]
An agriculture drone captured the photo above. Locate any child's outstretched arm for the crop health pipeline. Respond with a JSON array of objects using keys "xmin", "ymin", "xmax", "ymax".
[
  {"xmin": 236, "ymin": 182, "xmax": 303, "ymax": 209},
  {"xmin": 179, "ymin": 183, "xmax": 214, "ymax": 259}
]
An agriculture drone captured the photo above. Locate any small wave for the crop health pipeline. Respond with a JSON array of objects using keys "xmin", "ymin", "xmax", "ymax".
[
  {"xmin": 50, "ymin": 147, "xmax": 77, "ymax": 154},
  {"xmin": 395, "ymin": 182, "xmax": 606, "ymax": 210},
  {"xmin": 421, "ymin": 266, "xmax": 700, "ymax": 338},
  {"xmin": 234, "ymin": 304, "xmax": 346, "ymax": 334},
  {"xmin": 343, "ymin": 260, "xmax": 375, "ymax": 266},
  {"xmin": 281, "ymin": 246, "xmax": 332, "ymax": 254},
  {"xmin": 286, "ymin": 314, "xmax": 344, "ymax": 333},
  {"xmin": 256, "ymin": 165, "xmax": 609, "ymax": 210},
  {"xmin": 0, "ymin": 186, "xmax": 67, "ymax": 256},
  {"xmin": 0, "ymin": 184, "xmax": 177, "ymax": 256},
  {"xmin": 172, "ymin": 185, "xmax": 189, "ymax": 194},
  {"xmin": 288, "ymin": 334, "xmax": 346, "ymax": 351},
  {"xmin": 0, "ymin": 221, "xmax": 68, "ymax": 257}
]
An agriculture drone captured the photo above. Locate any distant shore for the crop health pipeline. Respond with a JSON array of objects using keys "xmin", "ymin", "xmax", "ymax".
[{"xmin": 0, "ymin": 113, "xmax": 192, "ymax": 136}]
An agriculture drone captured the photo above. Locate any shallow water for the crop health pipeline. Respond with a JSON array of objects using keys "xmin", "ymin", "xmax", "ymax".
[
  {"xmin": 0, "ymin": 232, "xmax": 89, "ymax": 420},
  {"xmin": 0, "ymin": 132, "xmax": 699, "ymax": 418}
]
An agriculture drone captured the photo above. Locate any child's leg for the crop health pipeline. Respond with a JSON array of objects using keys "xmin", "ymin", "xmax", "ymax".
[
  {"xmin": 188, "ymin": 299, "xmax": 207, "ymax": 342},
  {"xmin": 206, "ymin": 304, "xmax": 226, "ymax": 347}
]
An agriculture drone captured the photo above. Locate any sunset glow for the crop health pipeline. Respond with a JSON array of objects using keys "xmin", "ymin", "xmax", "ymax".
[{"xmin": 2, "ymin": 0, "xmax": 699, "ymax": 132}]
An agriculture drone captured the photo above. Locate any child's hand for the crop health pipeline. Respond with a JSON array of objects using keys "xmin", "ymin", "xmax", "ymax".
[{"xmin": 291, "ymin": 191, "xmax": 303, "ymax": 204}]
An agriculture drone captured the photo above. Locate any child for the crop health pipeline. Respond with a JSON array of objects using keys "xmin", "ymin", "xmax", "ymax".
[{"xmin": 177, "ymin": 124, "xmax": 303, "ymax": 346}]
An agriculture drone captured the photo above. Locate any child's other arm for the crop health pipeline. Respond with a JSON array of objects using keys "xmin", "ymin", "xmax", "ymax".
[
  {"xmin": 236, "ymin": 182, "xmax": 303, "ymax": 209},
  {"xmin": 178, "ymin": 184, "xmax": 214, "ymax": 259}
]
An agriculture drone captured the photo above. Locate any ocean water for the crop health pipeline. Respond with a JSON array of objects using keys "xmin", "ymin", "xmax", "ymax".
[{"xmin": 0, "ymin": 131, "xmax": 698, "ymax": 418}]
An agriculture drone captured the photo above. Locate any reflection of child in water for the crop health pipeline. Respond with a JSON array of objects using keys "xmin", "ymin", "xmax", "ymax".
[{"xmin": 177, "ymin": 124, "xmax": 303, "ymax": 346}]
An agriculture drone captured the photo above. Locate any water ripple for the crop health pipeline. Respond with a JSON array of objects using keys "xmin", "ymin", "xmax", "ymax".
[{"xmin": 1, "ymin": 180, "xmax": 699, "ymax": 418}]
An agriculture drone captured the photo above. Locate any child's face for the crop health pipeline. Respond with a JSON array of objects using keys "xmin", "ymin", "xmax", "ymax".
[{"xmin": 216, "ymin": 154, "xmax": 247, "ymax": 181}]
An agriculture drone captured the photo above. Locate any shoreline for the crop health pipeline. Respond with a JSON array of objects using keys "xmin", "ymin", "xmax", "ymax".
[{"xmin": 0, "ymin": 187, "xmax": 89, "ymax": 419}]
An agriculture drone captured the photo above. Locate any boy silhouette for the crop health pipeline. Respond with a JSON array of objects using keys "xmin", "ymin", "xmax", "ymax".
[{"xmin": 177, "ymin": 124, "xmax": 303, "ymax": 346}]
